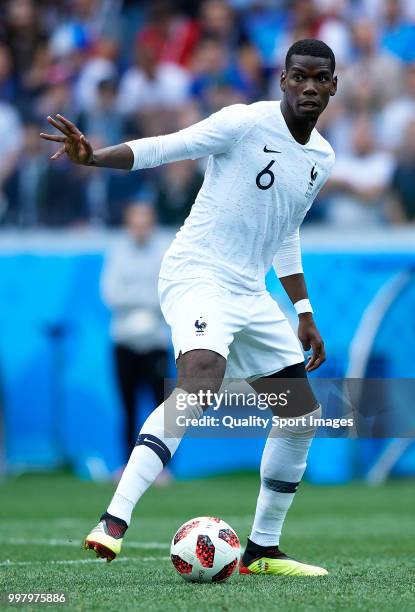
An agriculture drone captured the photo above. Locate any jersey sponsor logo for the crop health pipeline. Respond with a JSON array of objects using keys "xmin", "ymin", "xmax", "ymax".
[
  {"xmin": 310, "ymin": 165, "xmax": 318, "ymax": 182},
  {"xmin": 263, "ymin": 145, "xmax": 281, "ymax": 154},
  {"xmin": 195, "ymin": 318, "xmax": 207, "ymax": 335}
]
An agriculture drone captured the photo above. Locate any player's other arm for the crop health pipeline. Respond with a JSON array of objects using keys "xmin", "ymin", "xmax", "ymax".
[
  {"xmin": 273, "ymin": 230, "xmax": 326, "ymax": 372},
  {"xmin": 40, "ymin": 105, "xmax": 245, "ymax": 170}
]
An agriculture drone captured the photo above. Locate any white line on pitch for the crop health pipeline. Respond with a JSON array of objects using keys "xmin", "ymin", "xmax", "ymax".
[
  {"xmin": 0, "ymin": 556, "xmax": 170, "ymax": 568},
  {"xmin": 2, "ymin": 537, "xmax": 168, "ymax": 549}
]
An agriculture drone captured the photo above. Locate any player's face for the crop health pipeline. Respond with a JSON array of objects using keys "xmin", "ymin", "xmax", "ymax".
[{"xmin": 280, "ymin": 55, "xmax": 337, "ymax": 120}]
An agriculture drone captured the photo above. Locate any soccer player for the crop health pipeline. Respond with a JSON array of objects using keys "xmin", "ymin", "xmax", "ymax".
[{"xmin": 41, "ymin": 39, "xmax": 337, "ymax": 576}]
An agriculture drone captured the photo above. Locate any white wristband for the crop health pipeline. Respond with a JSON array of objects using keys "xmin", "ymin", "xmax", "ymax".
[{"xmin": 294, "ymin": 299, "xmax": 313, "ymax": 315}]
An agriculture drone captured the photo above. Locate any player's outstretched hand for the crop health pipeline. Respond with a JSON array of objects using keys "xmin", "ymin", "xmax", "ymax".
[
  {"xmin": 298, "ymin": 314, "xmax": 326, "ymax": 372},
  {"xmin": 40, "ymin": 114, "xmax": 94, "ymax": 165}
]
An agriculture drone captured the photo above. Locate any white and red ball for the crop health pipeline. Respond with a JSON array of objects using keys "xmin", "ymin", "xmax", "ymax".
[{"xmin": 170, "ymin": 516, "xmax": 240, "ymax": 583}]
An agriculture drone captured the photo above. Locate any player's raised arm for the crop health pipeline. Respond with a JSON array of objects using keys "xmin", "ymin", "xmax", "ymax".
[
  {"xmin": 125, "ymin": 104, "xmax": 246, "ymax": 170},
  {"xmin": 41, "ymin": 105, "xmax": 246, "ymax": 171},
  {"xmin": 40, "ymin": 114, "xmax": 134, "ymax": 169}
]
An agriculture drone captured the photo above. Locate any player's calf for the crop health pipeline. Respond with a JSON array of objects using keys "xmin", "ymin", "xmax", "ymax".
[{"xmin": 83, "ymin": 353, "xmax": 225, "ymax": 562}]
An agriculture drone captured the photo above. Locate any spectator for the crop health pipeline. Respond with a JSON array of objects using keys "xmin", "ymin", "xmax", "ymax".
[
  {"xmin": 2, "ymin": 122, "xmax": 87, "ymax": 226},
  {"xmin": 0, "ymin": 0, "xmax": 414, "ymax": 228},
  {"xmin": 379, "ymin": 0, "xmax": 415, "ymax": 63},
  {"xmin": 174, "ymin": 99, "xmax": 204, "ymax": 130},
  {"xmin": 155, "ymin": 160, "xmax": 204, "ymax": 227},
  {"xmin": 100, "ymin": 202, "xmax": 172, "ymax": 455},
  {"xmin": 74, "ymin": 38, "xmax": 118, "ymax": 113},
  {"xmin": 77, "ymin": 77, "xmax": 125, "ymax": 146},
  {"xmin": 338, "ymin": 18, "xmax": 403, "ymax": 112},
  {"xmin": 137, "ymin": 0, "xmax": 200, "ymax": 68},
  {"xmin": 190, "ymin": 37, "xmax": 250, "ymax": 112},
  {"xmin": 3, "ymin": 0, "xmax": 47, "ymax": 78},
  {"xmin": 240, "ymin": 2, "xmax": 287, "ymax": 69},
  {"xmin": 324, "ymin": 116, "xmax": 395, "ymax": 226},
  {"xmin": 199, "ymin": 0, "xmax": 241, "ymax": 50},
  {"xmin": 117, "ymin": 43, "xmax": 191, "ymax": 116},
  {"xmin": 236, "ymin": 41, "xmax": 266, "ymax": 101},
  {"xmin": 290, "ymin": 0, "xmax": 320, "ymax": 41},
  {"xmin": 0, "ymin": 100, "xmax": 23, "ymax": 185},
  {"xmin": 378, "ymin": 62, "xmax": 415, "ymax": 152},
  {"xmin": 0, "ymin": 43, "xmax": 16, "ymax": 102},
  {"xmin": 35, "ymin": 77, "xmax": 74, "ymax": 126},
  {"xmin": 19, "ymin": 42, "xmax": 53, "ymax": 112},
  {"xmin": 315, "ymin": 0, "xmax": 352, "ymax": 68},
  {"xmin": 274, "ymin": 0, "xmax": 320, "ymax": 66},
  {"xmin": 49, "ymin": 0, "xmax": 121, "ymax": 59},
  {"xmin": 388, "ymin": 120, "xmax": 415, "ymax": 223}
]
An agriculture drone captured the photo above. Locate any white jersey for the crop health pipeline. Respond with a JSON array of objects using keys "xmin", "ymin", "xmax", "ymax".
[{"xmin": 126, "ymin": 101, "xmax": 335, "ymax": 294}]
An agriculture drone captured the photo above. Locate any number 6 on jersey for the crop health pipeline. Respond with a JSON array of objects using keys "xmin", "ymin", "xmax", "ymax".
[{"xmin": 256, "ymin": 160, "xmax": 276, "ymax": 190}]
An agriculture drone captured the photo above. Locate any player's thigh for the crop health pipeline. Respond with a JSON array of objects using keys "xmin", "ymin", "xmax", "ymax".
[
  {"xmin": 226, "ymin": 293, "xmax": 304, "ymax": 381},
  {"xmin": 159, "ymin": 278, "xmax": 246, "ymax": 393},
  {"xmin": 176, "ymin": 349, "xmax": 226, "ymax": 395}
]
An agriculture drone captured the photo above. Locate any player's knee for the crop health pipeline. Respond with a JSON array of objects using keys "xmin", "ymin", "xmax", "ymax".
[
  {"xmin": 194, "ymin": 351, "xmax": 223, "ymax": 373},
  {"xmin": 274, "ymin": 362, "xmax": 308, "ymax": 379},
  {"xmin": 254, "ymin": 362, "xmax": 318, "ymax": 417}
]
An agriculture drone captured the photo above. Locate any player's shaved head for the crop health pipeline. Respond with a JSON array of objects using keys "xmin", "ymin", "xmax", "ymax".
[
  {"xmin": 286, "ymin": 39, "xmax": 336, "ymax": 74},
  {"xmin": 280, "ymin": 39, "xmax": 337, "ymax": 136}
]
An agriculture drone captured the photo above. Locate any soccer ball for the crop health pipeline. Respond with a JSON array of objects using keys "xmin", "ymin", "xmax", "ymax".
[{"xmin": 170, "ymin": 516, "xmax": 240, "ymax": 583}]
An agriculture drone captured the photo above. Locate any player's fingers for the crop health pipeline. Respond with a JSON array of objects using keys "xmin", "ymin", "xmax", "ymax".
[
  {"xmin": 305, "ymin": 340, "xmax": 325, "ymax": 372},
  {"xmin": 80, "ymin": 134, "xmax": 93, "ymax": 153},
  {"xmin": 47, "ymin": 115, "xmax": 70, "ymax": 135},
  {"xmin": 40, "ymin": 133, "xmax": 66, "ymax": 143},
  {"xmin": 305, "ymin": 353, "xmax": 316, "ymax": 371},
  {"xmin": 56, "ymin": 113, "xmax": 82, "ymax": 135},
  {"xmin": 305, "ymin": 340, "xmax": 320, "ymax": 370},
  {"xmin": 306, "ymin": 353, "xmax": 325, "ymax": 372},
  {"xmin": 50, "ymin": 146, "xmax": 66, "ymax": 160}
]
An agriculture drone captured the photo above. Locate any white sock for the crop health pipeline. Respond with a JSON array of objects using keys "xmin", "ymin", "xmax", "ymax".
[
  {"xmin": 107, "ymin": 389, "xmax": 201, "ymax": 525},
  {"xmin": 249, "ymin": 405, "xmax": 321, "ymax": 547}
]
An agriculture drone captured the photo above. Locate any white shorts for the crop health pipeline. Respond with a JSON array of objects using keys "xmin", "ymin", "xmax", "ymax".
[{"xmin": 158, "ymin": 278, "xmax": 304, "ymax": 381}]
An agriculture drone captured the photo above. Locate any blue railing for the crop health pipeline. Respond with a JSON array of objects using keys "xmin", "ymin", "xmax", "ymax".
[{"xmin": 1, "ymin": 229, "xmax": 415, "ymax": 481}]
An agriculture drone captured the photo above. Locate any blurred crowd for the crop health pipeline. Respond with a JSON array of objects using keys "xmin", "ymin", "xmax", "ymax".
[{"xmin": 0, "ymin": 0, "xmax": 415, "ymax": 228}]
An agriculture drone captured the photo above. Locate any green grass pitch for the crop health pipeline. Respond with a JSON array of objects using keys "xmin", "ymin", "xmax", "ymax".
[{"xmin": 0, "ymin": 472, "xmax": 414, "ymax": 611}]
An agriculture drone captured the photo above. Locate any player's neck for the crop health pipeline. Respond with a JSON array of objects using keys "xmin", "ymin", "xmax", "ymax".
[{"xmin": 280, "ymin": 99, "xmax": 317, "ymax": 145}]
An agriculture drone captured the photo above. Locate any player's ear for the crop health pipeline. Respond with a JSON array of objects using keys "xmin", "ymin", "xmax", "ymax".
[
  {"xmin": 280, "ymin": 70, "xmax": 286, "ymax": 92},
  {"xmin": 330, "ymin": 75, "xmax": 337, "ymax": 97}
]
